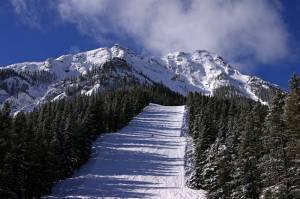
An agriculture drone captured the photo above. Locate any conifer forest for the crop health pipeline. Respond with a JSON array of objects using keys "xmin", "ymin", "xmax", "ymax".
[
  {"xmin": 187, "ymin": 74, "xmax": 300, "ymax": 198},
  {"xmin": 0, "ymin": 74, "xmax": 299, "ymax": 198}
]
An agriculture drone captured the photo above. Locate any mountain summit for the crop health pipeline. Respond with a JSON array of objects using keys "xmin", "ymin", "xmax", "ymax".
[{"xmin": 0, "ymin": 44, "xmax": 280, "ymax": 112}]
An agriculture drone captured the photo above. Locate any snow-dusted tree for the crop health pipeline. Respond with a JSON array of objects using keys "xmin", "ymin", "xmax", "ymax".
[
  {"xmin": 259, "ymin": 92, "xmax": 290, "ymax": 198},
  {"xmin": 282, "ymin": 74, "xmax": 300, "ymax": 198},
  {"xmin": 231, "ymin": 105, "xmax": 265, "ymax": 199}
]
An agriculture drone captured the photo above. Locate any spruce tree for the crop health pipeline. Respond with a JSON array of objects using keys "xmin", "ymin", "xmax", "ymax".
[
  {"xmin": 282, "ymin": 74, "xmax": 300, "ymax": 198},
  {"xmin": 0, "ymin": 102, "xmax": 12, "ymax": 165},
  {"xmin": 260, "ymin": 92, "xmax": 289, "ymax": 198},
  {"xmin": 4, "ymin": 112, "xmax": 28, "ymax": 198},
  {"xmin": 233, "ymin": 107, "xmax": 263, "ymax": 199}
]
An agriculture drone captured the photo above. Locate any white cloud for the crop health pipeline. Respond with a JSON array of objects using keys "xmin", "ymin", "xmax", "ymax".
[
  {"xmin": 11, "ymin": 0, "xmax": 57, "ymax": 30},
  {"xmin": 12, "ymin": 0, "xmax": 291, "ymax": 66},
  {"xmin": 11, "ymin": 0, "xmax": 42, "ymax": 29}
]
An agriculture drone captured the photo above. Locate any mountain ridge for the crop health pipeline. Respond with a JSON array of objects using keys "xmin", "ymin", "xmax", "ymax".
[{"xmin": 0, "ymin": 44, "xmax": 281, "ymax": 112}]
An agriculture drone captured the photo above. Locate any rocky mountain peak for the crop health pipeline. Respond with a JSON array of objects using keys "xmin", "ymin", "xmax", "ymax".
[{"xmin": 0, "ymin": 45, "xmax": 282, "ymax": 112}]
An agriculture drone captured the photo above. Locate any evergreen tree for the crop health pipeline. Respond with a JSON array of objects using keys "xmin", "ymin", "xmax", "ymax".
[
  {"xmin": 234, "ymin": 107, "xmax": 263, "ymax": 199},
  {"xmin": 282, "ymin": 74, "xmax": 300, "ymax": 198},
  {"xmin": 3, "ymin": 112, "xmax": 28, "ymax": 197},
  {"xmin": 0, "ymin": 102, "xmax": 12, "ymax": 165},
  {"xmin": 259, "ymin": 92, "xmax": 290, "ymax": 198},
  {"xmin": 208, "ymin": 141, "xmax": 233, "ymax": 199}
]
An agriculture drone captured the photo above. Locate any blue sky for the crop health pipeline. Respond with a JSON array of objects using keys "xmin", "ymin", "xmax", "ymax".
[{"xmin": 0, "ymin": 0, "xmax": 299, "ymax": 89}]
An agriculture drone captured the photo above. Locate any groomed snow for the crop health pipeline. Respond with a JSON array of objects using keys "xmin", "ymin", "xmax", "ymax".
[{"xmin": 46, "ymin": 103, "xmax": 206, "ymax": 199}]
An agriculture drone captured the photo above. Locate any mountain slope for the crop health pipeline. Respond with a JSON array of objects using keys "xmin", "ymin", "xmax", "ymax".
[
  {"xmin": 46, "ymin": 104, "xmax": 206, "ymax": 199},
  {"xmin": 0, "ymin": 44, "xmax": 281, "ymax": 112}
]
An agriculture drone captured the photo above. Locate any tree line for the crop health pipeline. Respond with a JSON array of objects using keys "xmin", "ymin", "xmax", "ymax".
[
  {"xmin": 0, "ymin": 83, "xmax": 185, "ymax": 198},
  {"xmin": 187, "ymin": 74, "xmax": 300, "ymax": 199}
]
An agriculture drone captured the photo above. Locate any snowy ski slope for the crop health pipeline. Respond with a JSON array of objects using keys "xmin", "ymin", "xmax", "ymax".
[{"xmin": 46, "ymin": 103, "xmax": 206, "ymax": 199}]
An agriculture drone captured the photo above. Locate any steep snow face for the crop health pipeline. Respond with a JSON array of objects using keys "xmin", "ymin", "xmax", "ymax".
[
  {"xmin": 0, "ymin": 44, "xmax": 281, "ymax": 112},
  {"xmin": 162, "ymin": 50, "xmax": 274, "ymax": 101}
]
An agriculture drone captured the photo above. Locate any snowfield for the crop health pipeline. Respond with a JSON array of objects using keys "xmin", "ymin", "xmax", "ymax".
[{"xmin": 46, "ymin": 103, "xmax": 206, "ymax": 199}]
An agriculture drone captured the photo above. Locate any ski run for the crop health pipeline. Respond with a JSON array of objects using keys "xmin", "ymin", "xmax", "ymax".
[{"xmin": 46, "ymin": 103, "xmax": 206, "ymax": 199}]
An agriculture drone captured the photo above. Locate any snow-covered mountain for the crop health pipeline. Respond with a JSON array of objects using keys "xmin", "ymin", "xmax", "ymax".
[{"xmin": 0, "ymin": 44, "xmax": 281, "ymax": 112}]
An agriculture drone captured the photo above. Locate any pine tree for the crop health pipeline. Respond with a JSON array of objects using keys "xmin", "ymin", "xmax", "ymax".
[
  {"xmin": 234, "ymin": 107, "xmax": 263, "ymax": 199},
  {"xmin": 259, "ymin": 92, "xmax": 289, "ymax": 198},
  {"xmin": 3, "ymin": 112, "xmax": 28, "ymax": 198},
  {"xmin": 282, "ymin": 74, "xmax": 300, "ymax": 198},
  {"xmin": 0, "ymin": 102, "xmax": 12, "ymax": 165},
  {"xmin": 208, "ymin": 142, "xmax": 233, "ymax": 199},
  {"xmin": 59, "ymin": 114, "xmax": 75, "ymax": 176},
  {"xmin": 0, "ymin": 102, "xmax": 13, "ymax": 197}
]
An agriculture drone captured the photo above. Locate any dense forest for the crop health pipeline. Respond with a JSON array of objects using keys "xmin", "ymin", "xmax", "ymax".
[
  {"xmin": 1, "ymin": 70, "xmax": 299, "ymax": 199},
  {"xmin": 187, "ymin": 74, "xmax": 300, "ymax": 198},
  {"xmin": 0, "ymin": 83, "xmax": 184, "ymax": 198}
]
